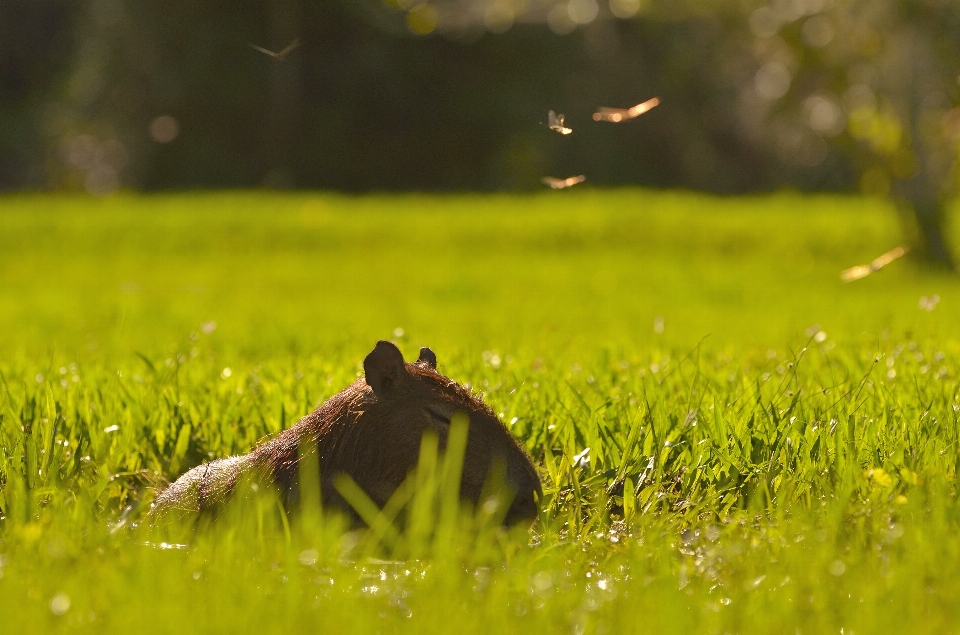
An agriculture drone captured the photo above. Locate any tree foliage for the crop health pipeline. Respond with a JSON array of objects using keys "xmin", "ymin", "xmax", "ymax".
[{"xmin": 2, "ymin": 0, "xmax": 959, "ymax": 263}]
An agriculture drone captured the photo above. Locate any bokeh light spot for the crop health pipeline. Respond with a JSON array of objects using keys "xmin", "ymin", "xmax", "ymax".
[
  {"xmin": 754, "ymin": 62, "xmax": 791, "ymax": 101},
  {"xmin": 609, "ymin": 0, "xmax": 640, "ymax": 19},
  {"xmin": 749, "ymin": 7, "xmax": 779, "ymax": 38},
  {"xmin": 802, "ymin": 15, "xmax": 833, "ymax": 48},
  {"xmin": 568, "ymin": 0, "xmax": 599, "ymax": 25},
  {"xmin": 407, "ymin": 4, "xmax": 438, "ymax": 35},
  {"xmin": 149, "ymin": 115, "xmax": 179, "ymax": 143},
  {"xmin": 484, "ymin": 5, "xmax": 514, "ymax": 33},
  {"xmin": 49, "ymin": 593, "xmax": 71, "ymax": 616},
  {"xmin": 844, "ymin": 84, "xmax": 876, "ymax": 112},
  {"xmin": 804, "ymin": 95, "xmax": 844, "ymax": 136},
  {"xmin": 547, "ymin": 3, "xmax": 576, "ymax": 34},
  {"xmin": 85, "ymin": 165, "xmax": 119, "ymax": 196},
  {"xmin": 66, "ymin": 134, "xmax": 98, "ymax": 169}
]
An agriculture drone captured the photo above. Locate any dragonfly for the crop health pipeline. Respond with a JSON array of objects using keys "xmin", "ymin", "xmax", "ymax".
[
  {"xmin": 541, "ymin": 175, "xmax": 586, "ymax": 189},
  {"xmin": 548, "ymin": 110, "xmax": 573, "ymax": 135},
  {"xmin": 840, "ymin": 245, "xmax": 908, "ymax": 282},
  {"xmin": 592, "ymin": 97, "xmax": 660, "ymax": 122},
  {"xmin": 248, "ymin": 38, "xmax": 301, "ymax": 62}
]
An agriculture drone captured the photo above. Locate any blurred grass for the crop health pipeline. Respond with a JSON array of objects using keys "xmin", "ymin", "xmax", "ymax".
[
  {"xmin": 1, "ymin": 189, "xmax": 960, "ymax": 633},
  {"xmin": 1, "ymin": 189, "xmax": 954, "ymax": 358}
]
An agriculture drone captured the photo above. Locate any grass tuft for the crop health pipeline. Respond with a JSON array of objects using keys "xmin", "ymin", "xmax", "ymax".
[{"xmin": 1, "ymin": 190, "xmax": 959, "ymax": 633}]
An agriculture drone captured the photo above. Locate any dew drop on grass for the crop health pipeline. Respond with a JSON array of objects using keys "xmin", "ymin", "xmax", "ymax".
[
  {"xmin": 482, "ymin": 350, "xmax": 502, "ymax": 368},
  {"xmin": 221, "ymin": 367, "xmax": 232, "ymax": 379},
  {"xmin": 573, "ymin": 447, "xmax": 591, "ymax": 468},
  {"xmin": 50, "ymin": 593, "xmax": 71, "ymax": 615},
  {"xmin": 299, "ymin": 549, "xmax": 319, "ymax": 566},
  {"xmin": 829, "ymin": 560, "xmax": 846, "ymax": 576},
  {"xmin": 919, "ymin": 295, "xmax": 940, "ymax": 311},
  {"xmin": 157, "ymin": 542, "xmax": 187, "ymax": 550},
  {"xmin": 482, "ymin": 497, "xmax": 501, "ymax": 515},
  {"xmin": 532, "ymin": 571, "xmax": 552, "ymax": 592}
]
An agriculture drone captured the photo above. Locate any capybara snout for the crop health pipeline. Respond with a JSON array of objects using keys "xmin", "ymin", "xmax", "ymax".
[{"xmin": 152, "ymin": 341, "xmax": 542, "ymax": 526}]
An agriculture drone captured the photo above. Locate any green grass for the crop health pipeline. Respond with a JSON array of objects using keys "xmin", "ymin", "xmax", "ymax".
[{"xmin": 2, "ymin": 189, "xmax": 960, "ymax": 633}]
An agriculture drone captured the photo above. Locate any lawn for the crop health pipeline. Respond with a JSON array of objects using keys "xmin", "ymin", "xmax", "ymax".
[{"xmin": 1, "ymin": 189, "xmax": 959, "ymax": 633}]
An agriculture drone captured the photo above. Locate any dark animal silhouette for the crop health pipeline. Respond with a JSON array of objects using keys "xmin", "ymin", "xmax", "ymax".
[{"xmin": 152, "ymin": 341, "xmax": 542, "ymax": 525}]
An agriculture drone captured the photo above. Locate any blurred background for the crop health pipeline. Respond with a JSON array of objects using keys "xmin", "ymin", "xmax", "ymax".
[{"xmin": 3, "ymin": 0, "xmax": 960, "ymax": 262}]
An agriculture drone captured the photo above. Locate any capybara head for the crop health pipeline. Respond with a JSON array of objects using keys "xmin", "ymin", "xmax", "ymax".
[{"xmin": 346, "ymin": 340, "xmax": 543, "ymax": 525}]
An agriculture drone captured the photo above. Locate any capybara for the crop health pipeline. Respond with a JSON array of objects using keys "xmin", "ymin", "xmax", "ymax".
[{"xmin": 152, "ymin": 341, "xmax": 542, "ymax": 525}]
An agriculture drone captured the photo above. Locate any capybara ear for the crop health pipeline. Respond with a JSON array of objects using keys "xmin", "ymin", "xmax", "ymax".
[
  {"xmin": 416, "ymin": 347, "xmax": 437, "ymax": 369},
  {"xmin": 364, "ymin": 340, "xmax": 406, "ymax": 397}
]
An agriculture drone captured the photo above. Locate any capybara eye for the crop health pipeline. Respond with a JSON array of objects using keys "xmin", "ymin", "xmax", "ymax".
[{"xmin": 425, "ymin": 407, "xmax": 451, "ymax": 425}]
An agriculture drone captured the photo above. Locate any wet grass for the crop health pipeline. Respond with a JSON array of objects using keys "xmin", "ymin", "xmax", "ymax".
[{"xmin": 1, "ymin": 189, "xmax": 960, "ymax": 633}]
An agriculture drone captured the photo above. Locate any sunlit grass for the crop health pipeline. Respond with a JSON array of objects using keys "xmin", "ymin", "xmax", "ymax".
[{"xmin": 1, "ymin": 190, "xmax": 960, "ymax": 633}]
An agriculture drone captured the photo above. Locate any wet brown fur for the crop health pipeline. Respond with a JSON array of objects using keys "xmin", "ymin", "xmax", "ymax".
[{"xmin": 152, "ymin": 342, "xmax": 542, "ymax": 525}]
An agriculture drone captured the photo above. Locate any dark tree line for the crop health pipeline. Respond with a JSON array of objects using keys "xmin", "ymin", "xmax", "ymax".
[{"xmin": 2, "ymin": 0, "xmax": 958, "ymax": 265}]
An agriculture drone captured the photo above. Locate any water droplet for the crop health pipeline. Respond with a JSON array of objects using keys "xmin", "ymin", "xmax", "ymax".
[
  {"xmin": 50, "ymin": 593, "xmax": 71, "ymax": 615},
  {"xmin": 299, "ymin": 549, "xmax": 318, "ymax": 566}
]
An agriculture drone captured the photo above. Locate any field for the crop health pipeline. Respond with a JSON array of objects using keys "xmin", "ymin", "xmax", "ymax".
[{"xmin": 1, "ymin": 189, "xmax": 960, "ymax": 633}]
